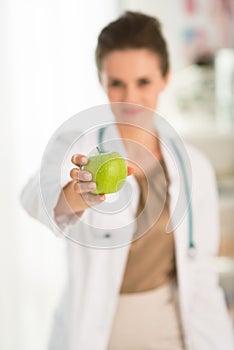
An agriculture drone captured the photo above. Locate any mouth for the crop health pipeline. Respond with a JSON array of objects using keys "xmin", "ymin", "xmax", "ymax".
[{"xmin": 121, "ymin": 106, "xmax": 143, "ymax": 116}]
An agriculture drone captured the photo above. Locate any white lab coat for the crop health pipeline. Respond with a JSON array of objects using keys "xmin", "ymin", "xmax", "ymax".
[{"xmin": 20, "ymin": 122, "xmax": 234, "ymax": 350}]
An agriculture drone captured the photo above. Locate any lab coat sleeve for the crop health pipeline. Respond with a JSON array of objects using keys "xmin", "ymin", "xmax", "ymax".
[
  {"xmin": 20, "ymin": 170, "xmax": 64, "ymax": 236},
  {"xmin": 20, "ymin": 169, "xmax": 80, "ymax": 237},
  {"xmin": 187, "ymin": 147, "xmax": 234, "ymax": 350},
  {"xmin": 20, "ymin": 128, "xmax": 84, "ymax": 237}
]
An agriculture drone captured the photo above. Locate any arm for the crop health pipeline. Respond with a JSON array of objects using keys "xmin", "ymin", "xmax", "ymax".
[
  {"xmin": 20, "ymin": 158, "xmax": 106, "ymax": 238},
  {"xmin": 20, "ymin": 127, "xmax": 134, "ymax": 237},
  {"xmin": 19, "ymin": 129, "xmax": 86, "ymax": 236}
]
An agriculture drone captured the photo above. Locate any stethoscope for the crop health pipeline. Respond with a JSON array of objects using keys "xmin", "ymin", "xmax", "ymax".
[{"xmin": 97, "ymin": 125, "xmax": 196, "ymax": 258}]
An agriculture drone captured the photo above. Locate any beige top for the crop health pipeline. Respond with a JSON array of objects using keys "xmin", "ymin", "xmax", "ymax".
[{"xmin": 120, "ymin": 156, "xmax": 176, "ymax": 293}]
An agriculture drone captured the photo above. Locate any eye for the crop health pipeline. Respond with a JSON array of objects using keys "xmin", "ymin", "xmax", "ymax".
[
  {"xmin": 109, "ymin": 80, "xmax": 123, "ymax": 87},
  {"xmin": 138, "ymin": 78, "xmax": 150, "ymax": 86}
]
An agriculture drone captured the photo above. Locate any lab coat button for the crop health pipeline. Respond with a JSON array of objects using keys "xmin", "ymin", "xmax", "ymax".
[{"xmin": 104, "ymin": 233, "xmax": 111, "ymax": 238}]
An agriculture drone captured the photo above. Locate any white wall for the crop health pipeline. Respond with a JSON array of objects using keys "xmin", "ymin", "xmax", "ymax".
[
  {"xmin": 0, "ymin": 2, "xmax": 20, "ymax": 349},
  {"xmin": 1, "ymin": 1, "xmax": 118, "ymax": 349},
  {"xmin": 120, "ymin": 0, "xmax": 227, "ymax": 72}
]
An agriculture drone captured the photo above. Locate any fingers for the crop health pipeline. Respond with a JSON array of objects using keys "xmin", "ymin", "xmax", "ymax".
[
  {"xmin": 68, "ymin": 153, "xmax": 106, "ymax": 209},
  {"xmin": 73, "ymin": 181, "xmax": 97, "ymax": 194},
  {"xmin": 70, "ymin": 168, "xmax": 92, "ymax": 182},
  {"xmin": 73, "ymin": 182, "xmax": 105, "ymax": 207},
  {"xmin": 70, "ymin": 154, "xmax": 100, "ymax": 198},
  {"xmin": 81, "ymin": 192, "xmax": 106, "ymax": 206},
  {"xmin": 71, "ymin": 154, "xmax": 88, "ymax": 167}
]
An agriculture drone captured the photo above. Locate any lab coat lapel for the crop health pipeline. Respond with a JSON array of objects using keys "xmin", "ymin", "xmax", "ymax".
[{"xmin": 158, "ymin": 128, "xmax": 190, "ymax": 341}]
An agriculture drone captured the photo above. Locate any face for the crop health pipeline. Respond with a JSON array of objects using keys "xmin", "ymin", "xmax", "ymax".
[{"xmin": 100, "ymin": 48, "xmax": 169, "ymax": 113}]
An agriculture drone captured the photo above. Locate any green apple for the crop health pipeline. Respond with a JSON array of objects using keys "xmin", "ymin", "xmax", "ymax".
[{"xmin": 83, "ymin": 148, "xmax": 127, "ymax": 194}]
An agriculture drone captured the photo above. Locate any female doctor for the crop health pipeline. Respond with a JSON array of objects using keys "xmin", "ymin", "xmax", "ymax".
[{"xmin": 20, "ymin": 11, "xmax": 234, "ymax": 350}]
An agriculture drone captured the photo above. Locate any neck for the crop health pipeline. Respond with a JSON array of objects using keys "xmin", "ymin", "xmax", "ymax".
[{"xmin": 117, "ymin": 122, "xmax": 162, "ymax": 160}]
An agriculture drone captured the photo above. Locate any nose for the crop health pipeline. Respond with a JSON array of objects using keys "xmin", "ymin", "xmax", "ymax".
[{"xmin": 122, "ymin": 85, "xmax": 140, "ymax": 105}]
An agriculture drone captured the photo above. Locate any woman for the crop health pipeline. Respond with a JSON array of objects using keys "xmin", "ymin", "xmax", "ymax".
[{"xmin": 20, "ymin": 11, "xmax": 234, "ymax": 350}]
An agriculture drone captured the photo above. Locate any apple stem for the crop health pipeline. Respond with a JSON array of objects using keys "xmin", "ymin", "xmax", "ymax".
[{"xmin": 96, "ymin": 146, "xmax": 101, "ymax": 154}]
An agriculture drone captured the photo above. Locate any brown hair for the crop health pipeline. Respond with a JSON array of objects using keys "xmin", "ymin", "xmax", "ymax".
[{"xmin": 95, "ymin": 11, "xmax": 170, "ymax": 80}]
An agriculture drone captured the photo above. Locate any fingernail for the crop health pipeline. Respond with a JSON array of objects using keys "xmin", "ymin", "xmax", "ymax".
[
  {"xmin": 84, "ymin": 172, "xmax": 92, "ymax": 180},
  {"xmin": 81, "ymin": 156, "xmax": 87, "ymax": 164},
  {"xmin": 88, "ymin": 182, "xmax": 96, "ymax": 189},
  {"xmin": 72, "ymin": 155, "xmax": 77, "ymax": 163}
]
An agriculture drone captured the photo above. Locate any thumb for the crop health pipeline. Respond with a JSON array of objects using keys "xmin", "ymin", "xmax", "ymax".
[{"xmin": 127, "ymin": 166, "xmax": 134, "ymax": 176}]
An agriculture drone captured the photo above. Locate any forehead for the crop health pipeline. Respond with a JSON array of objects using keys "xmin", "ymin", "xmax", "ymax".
[{"xmin": 101, "ymin": 48, "xmax": 161, "ymax": 77}]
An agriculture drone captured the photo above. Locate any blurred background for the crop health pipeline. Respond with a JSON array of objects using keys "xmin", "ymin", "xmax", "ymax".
[{"xmin": 1, "ymin": 0, "xmax": 233, "ymax": 349}]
